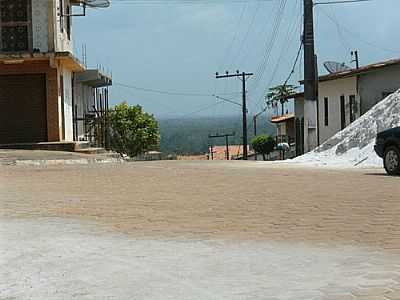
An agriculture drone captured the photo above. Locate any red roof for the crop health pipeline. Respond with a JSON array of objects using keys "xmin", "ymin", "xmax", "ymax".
[
  {"xmin": 271, "ymin": 113, "xmax": 295, "ymax": 123},
  {"xmin": 283, "ymin": 91, "xmax": 305, "ymax": 100}
]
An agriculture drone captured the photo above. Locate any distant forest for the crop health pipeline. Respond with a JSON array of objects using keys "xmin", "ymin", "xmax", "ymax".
[{"xmin": 159, "ymin": 115, "xmax": 276, "ymax": 155}]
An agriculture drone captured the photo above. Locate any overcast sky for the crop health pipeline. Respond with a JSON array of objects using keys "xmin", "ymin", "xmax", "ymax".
[{"xmin": 74, "ymin": 0, "xmax": 400, "ymax": 118}]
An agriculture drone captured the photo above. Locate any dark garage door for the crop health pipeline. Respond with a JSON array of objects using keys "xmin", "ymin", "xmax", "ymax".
[{"xmin": 0, "ymin": 74, "xmax": 47, "ymax": 144}]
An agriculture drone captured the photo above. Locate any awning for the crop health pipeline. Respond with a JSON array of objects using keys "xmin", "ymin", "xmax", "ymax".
[
  {"xmin": 75, "ymin": 69, "xmax": 112, "ymax": 88},
  {"xmin": 271, "ymin": 113, "xmax": 295, "ymax": 124}
]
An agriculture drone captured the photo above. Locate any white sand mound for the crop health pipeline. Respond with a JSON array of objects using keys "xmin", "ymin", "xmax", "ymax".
[{"xmin": 292, "ymin": 89, "xmax": 400, "ymax": 168}]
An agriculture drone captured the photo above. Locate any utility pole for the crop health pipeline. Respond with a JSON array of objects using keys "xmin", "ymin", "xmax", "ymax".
[
  {"xmin": 208, "ymin": 132, "xmax": 235, "ymax": 160},
  {"xmin": 253, "ymin": 107, "xmax": 268, "ymax": 137},
  {"xmin": 253, "ymin": 107, "xmax": 268, "ymax": 161},
  {"xmin": 302, "ymin": 1, "xmax": 365, "ymax": 152},
  {"xmin": 253, "ymin": 115, "xmax": 257, "ymax": 137},
  {"xmin": 216, "ymin": 71, "xmax": 253, "ymax": 160},
  {"xmin": 351, "ymin": 50, "xmax": 359, "ymax": 69},
  {"xmin": 303, "ymin": 0, "xmax": 318, "ymax": 152}
]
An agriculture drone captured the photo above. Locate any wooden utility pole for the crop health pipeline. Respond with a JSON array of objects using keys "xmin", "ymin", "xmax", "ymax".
[
  {"xmin": 253, "ymin": 115, "xmax": 257, "ymax": 137},
  {"xmin": 304, "ymin": 0, "xmax": 316, "ymax": 103},
  {"xmin": 216, "ymin": 71, "xmax": 253, "ymax": 160},
  {"xmin": 303, "ymin": 0, "xmax": 318, "ymax": 151},
  {"xmin": 253, "ymin": 107, "xmax": 268, "ymax": 137},
  {"xmin": 252, "ymin": 107, "xmax": 268, "ymax": 161},
  {"xmin": 208, "ymin": 133, "xmax": 235, "ymax": 160},
  {"xmin": 351, "ymin": 50, "xmax": 359, "ymax": 69}
]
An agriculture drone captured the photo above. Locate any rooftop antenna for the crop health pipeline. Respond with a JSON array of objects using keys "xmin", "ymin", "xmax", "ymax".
[
  {"xmin": 67, "ymin": 0, "xmax": 110, "ymax": 18},
  {"xmin": 83, "ymin": 0, "xmax": 111, "ymax": 8},
  {"xmin": 323, "ymin": 61, "xmax": 351, "ymax": 74}
]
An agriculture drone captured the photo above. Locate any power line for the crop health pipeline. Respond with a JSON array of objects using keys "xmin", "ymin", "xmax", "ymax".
[
  {"xmin": 252, "ymin": 0, "xmax": 300, "ymax": 110},
  {"xmin": 314, "ymin": 0, "xmax": 372, "ymax": 5},
  {"xmin": 111, "ymin": 0, "xmax": 274, "ymax": 4},
  {"xmin": 228, "ymin": 1, "xmax": 261, "ymax": 68},
  {"xmin": 180, "ymin": 101, "xmax": 224, "ymax": 118},
  {"xmin": 318, "ymin": 5, "xmax": 400, "ymax": 54},
  {"xmin": 218, "ymin": 1, "xmax": 248, "ymax": 71},
  {"xmin": 283, "ymin": 41, "xmax": 303, "ymax": 86},
  {"xmin": 115, "ymin": 82, "xmax": 240, "ymax": 97},
  {"xmin": 248, "ymin": 0, "xmax": 288, "ymax": 92},
  {"xmin": 213, "ymin": 95, "xmax": 243, "ymax": 108},
  {"xmin": 318, "ymin": 6, "xmax": 352, "ymax": 53}
]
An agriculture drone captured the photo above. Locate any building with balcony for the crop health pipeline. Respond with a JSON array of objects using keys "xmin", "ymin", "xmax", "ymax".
[{"xmin": 0, "ymin": 0, "xmax": 111, "ymax": 148}]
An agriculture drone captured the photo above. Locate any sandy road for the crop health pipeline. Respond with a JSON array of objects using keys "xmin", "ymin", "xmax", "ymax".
[
  {"xmin": 1, "ymin": 161, "xmax": 399, "ymax": 247},
  {"xmin": 1, "ymin": 161, "xmax": 400, "ymax": 299}
]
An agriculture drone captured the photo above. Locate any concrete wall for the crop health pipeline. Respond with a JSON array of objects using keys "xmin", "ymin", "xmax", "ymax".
[
  {"xmin": 358, "ymin": 64, "xmax": 400, "ymax": 114},
  {"xmin": 317, "ymin": 77, "xmax": 359, "ymax": 144},
  {"xmin": 57, "ymin": 0, "xmax": 73, "ymax": 53},
  {"xmin": 32, "ymin": 0, "xmax": 49, "ymax": 52}
]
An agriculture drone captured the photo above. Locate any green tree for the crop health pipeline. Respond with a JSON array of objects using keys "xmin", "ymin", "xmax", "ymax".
[
  {"xmin": 251, "ymin": 135, "xmax": 276, "ymax": 161},
  {"xmin": 266, "ymin": 84, "xmax": 297, "ymax": 115},
  {"xmin": 108, "ymin": 102, "xmax": 160, "ymax": 157}
]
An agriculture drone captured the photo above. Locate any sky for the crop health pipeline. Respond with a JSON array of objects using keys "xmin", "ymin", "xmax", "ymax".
[{"xmin": 73, "ymin": 0, "xmax": 400, "ymax": 119}]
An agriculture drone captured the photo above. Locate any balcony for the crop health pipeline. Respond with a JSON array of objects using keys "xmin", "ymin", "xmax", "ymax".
[{"xmin": 75, "ymin": 69, "xmax": 112, "ymax": 88}]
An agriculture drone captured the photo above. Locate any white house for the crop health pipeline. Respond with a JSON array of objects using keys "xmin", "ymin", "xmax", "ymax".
[{"xmin": 292, "ymin": 58, "xmax": 400, "ymax": 154}]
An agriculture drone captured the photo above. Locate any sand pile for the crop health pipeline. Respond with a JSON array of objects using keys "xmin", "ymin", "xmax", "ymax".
[{"xmin": 292, "ymin": 90, "xmax": 400, "ymax": 168}]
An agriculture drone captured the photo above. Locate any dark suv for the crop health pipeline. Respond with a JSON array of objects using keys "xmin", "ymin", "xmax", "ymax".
[{"xmin": 374, "ymin": 127, "xmax": 400, "ymax": 175}]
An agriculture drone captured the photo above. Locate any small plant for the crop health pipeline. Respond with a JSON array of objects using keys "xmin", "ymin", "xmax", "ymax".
[{"xmin": 252, "ymin": 135, "xmax": 276, "ymax": 161}]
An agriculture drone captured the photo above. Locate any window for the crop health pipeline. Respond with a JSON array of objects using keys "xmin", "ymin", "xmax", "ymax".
[
  {"xmin": 324, "ymin": 97, "xmax": 329, "ymax": 126},
  {"xmin": 0, "ymin": 0, "xmax": 32, "ymax": 52},
  {"xmin": 60, "ymin": 0, "xmax": 64, "ymax": 33},
  {"xmin": 340, "ymin": 95, "xmax": 346, "ymax": 130},
  {"xmin": 66, "ymin": 5, "xmax": 71, "ymax": 40},
  {"xmin": 349, "ymin": 95, "xmax": 356, "ymax": 123}
]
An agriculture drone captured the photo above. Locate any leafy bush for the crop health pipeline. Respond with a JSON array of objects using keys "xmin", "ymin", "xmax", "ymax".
[
  {"xmin": 251, "ymin": 135, "xmax": 276, "ymax": 161},
  {"xmin": 108, "ymin": 103, "xmax": 160, "ymax": 157}
]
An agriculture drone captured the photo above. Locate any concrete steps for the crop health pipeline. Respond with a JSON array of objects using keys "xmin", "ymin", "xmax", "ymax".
[
  {"xmin": 0, "ymin": 141, "xmax": 123, "ymax": 161},
  {"xmin": 0, "ymin": 141, "xmax": 91, "ymax": 152},
  {"xmin": 74, "ymin": 147, "xmax": 107, "ymax": 155}
]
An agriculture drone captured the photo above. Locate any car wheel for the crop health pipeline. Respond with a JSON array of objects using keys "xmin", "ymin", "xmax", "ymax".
[{"xmin": 383, "ymin": 146, "xmax": 400, "ymax": 176}]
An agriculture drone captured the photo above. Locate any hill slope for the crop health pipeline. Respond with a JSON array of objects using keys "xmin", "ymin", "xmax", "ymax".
[{"xmin": 159, "ymin": 115, "xmax": 275, "ymax": 155}]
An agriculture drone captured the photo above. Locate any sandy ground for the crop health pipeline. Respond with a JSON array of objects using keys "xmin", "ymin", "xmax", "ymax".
[{"xmin": 1, "ymin": 161, "xmax": 400, "ymax": 299}]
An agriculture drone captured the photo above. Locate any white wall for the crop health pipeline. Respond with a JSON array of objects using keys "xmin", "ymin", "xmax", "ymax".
[
  {"xmin": 359, "ymin": 64, "xmax": 400, "ymax": 114},
  {"xmin": 317, "ymin": 77, "xmax": 359, "ymax": 144},
  {"xmin": 54, "ymin": 0, "xmax": 73, "ymax": 53},
  {"xmin": 303, "ymin": 100, "xmax": 318, "ymax": 152},
  {"xmin": 63, "ymin": 68, "xmax": 74, "ymax": 141},
  {"xmin": 31, "ymin": 0, "xmax": 49, "ymax": 52}
]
